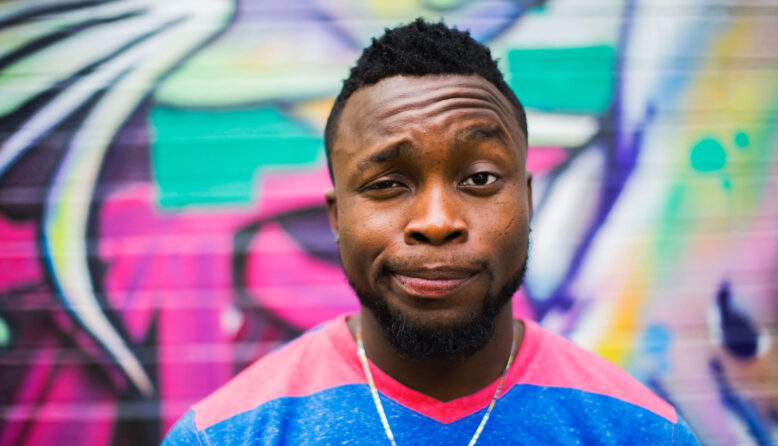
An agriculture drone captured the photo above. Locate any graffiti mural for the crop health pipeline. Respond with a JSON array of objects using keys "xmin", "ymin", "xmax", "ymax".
[{"xmin": 1, "ymin": 0, "xmax": 776, "ymax": 444}]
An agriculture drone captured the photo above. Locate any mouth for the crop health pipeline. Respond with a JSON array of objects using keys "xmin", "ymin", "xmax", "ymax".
[{"xmin": 390, "ymin": 267, "xmax": 478, "ymax": 298}]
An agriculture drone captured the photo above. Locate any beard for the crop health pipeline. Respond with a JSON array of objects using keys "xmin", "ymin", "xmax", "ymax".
[{"xmin": 347, "ymin": 250, "xmax": 528, "ymax": 361}]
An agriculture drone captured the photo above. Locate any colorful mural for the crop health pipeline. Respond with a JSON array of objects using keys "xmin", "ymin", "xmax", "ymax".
[{"xmin": 0, "ymin": 0, "xmax": 776, "ymax": 444}]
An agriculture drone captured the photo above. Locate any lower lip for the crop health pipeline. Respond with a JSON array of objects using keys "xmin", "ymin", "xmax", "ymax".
[{"xmin": 392, "ymin": 274, "xmax": 474, "ymax": 297}]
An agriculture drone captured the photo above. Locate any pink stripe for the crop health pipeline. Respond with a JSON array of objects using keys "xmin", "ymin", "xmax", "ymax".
[
  {"xmin": 194, "ymin": 315, "xmax": 364, "ymax": 430},
  {"xmin": 341, "ymin": 318, "xmax": 677, "ymax": 424},
  {"xmin": 194, "ymin": 316, "xmax": 676, "ymax": 429},
  {"xmin": 328, "ymin": 316, "xmax": 521, "ymax": 424}
]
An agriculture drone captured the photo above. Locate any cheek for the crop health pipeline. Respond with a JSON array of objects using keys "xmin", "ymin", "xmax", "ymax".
[
  {"xmin": 473, "ymin": 194, "xmax": 528, "ymax": 236},
  {"xmin": 337, "ymin": 201, "xmax": 404, "ymax": 275},
  {"xmin": 472, "ymin": 198, "xmax": 529, "ymax": 268}
]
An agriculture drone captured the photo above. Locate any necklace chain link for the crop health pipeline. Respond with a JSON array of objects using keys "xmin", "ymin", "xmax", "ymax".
[{"xmin": 355, "ymin": 321, "xmax": 518, "ymax": 446}]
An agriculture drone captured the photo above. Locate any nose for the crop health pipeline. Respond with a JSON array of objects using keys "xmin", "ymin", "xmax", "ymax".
[{"xmin": 404, "ymin": 186, "xmax": 468, "ymax": 245}]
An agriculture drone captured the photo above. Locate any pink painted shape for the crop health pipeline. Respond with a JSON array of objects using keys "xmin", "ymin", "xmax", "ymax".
[
  {"xmin": 194, "ymin": 315, "xmax": 363, "ymax": 430},
  {"xmin": 98, "ymin": 165, "xmax": 335, "ymax": 340},
  {"xmin": 97, "ymin": 166, "xmax": 339, "ymax": 434},
  {"xmin": 253, "ymin": 165, "xmax": 332, "ymax": 218},
  {"xmin": 245, "ymin": 222, "xmax": 358, "ymax": 329},
  {"xmin": 2, "ymin": 359, "xmax": 117, "ymax": 446},
  {"xmin": 0, "ymin": 216, "xmax": 41, "ymax": 289},
  {"xmin": 515, "ymin": 319, "xmax": 677, "ymax": 423},
  {"xmin": 526, "ymin": 147, "xmax": 568, "ymax": 175},
  {"xmin": 511, "ymin": 288, "xmax": 535, "ymax": 321},
  {"xmin": 98, "ymin": 183, "xmax": 249, "ymax": 433}
]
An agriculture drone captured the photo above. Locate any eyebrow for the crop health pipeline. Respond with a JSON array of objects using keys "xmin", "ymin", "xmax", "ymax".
[
  {"xmin": 454, "ymin": 124, "xmax": 509, "ymax": 148},
  {"xmin": 354, "ymin": 124, "xmax": 510, "ymax": 172},
  {"xmin": 356, "ymin": 140, "xmax": 416, "ymax": 171}
]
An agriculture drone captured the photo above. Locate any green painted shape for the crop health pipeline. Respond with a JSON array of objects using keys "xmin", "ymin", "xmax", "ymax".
[
  {"xmin": 422, "ymin": 0, "xmax": 466, "ymax": 10},
  {"xmin": 690, "ymin": 138, "xmax": 727, "ymax": 172},
  {"xmin": 734, "ymin": 131, "xmax": 749, "ymax": 149},
  {"xmin": 507, "ymin": 45, "xmax": 615, "ymax": 113},
  {"xmin": 150, "ymin": 106, "xmax": 322, "ymax": 209},
  {"xmin": 0, "ymin": 317, "xmax": 8, "ymax": 347},
  {"xmin": 655, "ymin": 186, "xmax": 690, "ymax": 272}
]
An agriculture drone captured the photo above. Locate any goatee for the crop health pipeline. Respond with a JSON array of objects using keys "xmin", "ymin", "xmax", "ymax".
[{"xmin": 348, "ymin": 252, "xmax": 528, "ymax": 361}]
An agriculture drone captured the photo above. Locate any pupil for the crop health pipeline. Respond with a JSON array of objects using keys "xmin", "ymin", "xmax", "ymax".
[{"xmin": 473, "ymin": 173, "xmax": 488, "ymax": 185}]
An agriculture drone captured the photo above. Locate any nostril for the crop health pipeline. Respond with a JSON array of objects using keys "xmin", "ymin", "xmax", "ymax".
[
  {"xmin": 445, "ymin": 230, "xmax": 463, "ymax": 242},
  {"xmin": 411, "ymin": 232, "xmax": 429, "ymax": 243}
]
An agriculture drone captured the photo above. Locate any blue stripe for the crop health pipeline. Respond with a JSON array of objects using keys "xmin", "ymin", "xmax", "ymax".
[{"xmin": 175, "ymin": 384, "xmax": 697, "ymax": 445}]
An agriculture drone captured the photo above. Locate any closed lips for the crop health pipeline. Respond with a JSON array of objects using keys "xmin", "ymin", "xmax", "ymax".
[{"xmin": 391, "ymin": 268, "xmax": 478, "ymax": 297}]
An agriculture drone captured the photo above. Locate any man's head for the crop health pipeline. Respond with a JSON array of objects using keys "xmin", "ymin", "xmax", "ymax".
[
  {"xmin": 325, "ymin": 19, "xmax": 532, "ymax": 361},
  {"xmin": 324, "ymin": 18, "xmax": 528, "ymax": 181}
]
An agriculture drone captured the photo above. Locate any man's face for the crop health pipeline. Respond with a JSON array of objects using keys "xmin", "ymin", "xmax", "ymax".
[{"xmin": 326, "ymin": 74, "xmax": 532, "ymax": 358}]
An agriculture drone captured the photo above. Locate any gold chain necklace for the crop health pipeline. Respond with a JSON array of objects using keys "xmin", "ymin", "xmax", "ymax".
[{"xmin": 355, "ymin": 321, "xmax": 518, "ymax": 446}]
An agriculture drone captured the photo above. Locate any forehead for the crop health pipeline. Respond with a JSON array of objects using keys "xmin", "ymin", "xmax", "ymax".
[{"xmin": 332, "ymin": 74, "xmax": 525, "ymax": 164}]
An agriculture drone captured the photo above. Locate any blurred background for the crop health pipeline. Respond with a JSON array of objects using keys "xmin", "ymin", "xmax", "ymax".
[{"xmin": 0, "ymin": 0, "xmax": 776, "ymax": 444}]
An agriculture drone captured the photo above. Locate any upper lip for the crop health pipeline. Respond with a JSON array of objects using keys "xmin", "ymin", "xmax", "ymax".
[{"xmin": 391, "ymin": 266, "xmax": 479, "ymax": 280}]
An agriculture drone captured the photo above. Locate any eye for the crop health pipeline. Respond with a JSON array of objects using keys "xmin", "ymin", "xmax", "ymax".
[
  {"xmin": 461, "ymin": 172, "xmax": 498, "ymax": 187},
  {"xmin": 365, "ymin": 180, "xmax": 403, "ymax": 190},
  {"xmin": 360, "ymin": 178, "xmax": 408, "ymax": 198}
]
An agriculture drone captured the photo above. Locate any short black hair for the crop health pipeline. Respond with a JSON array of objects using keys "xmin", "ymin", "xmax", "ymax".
[{"xmin": 324, "ymin": 18, "xmax": 528, "ymax": 181}]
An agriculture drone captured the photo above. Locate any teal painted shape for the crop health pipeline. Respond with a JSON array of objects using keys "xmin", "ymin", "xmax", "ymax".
[
  {"xmin": 734, "ymin": 131, "xmax": 749, "ymax": 149},
  {"xmin": 690, "ymin": 138, "xmax": 727, "ymax": 172},
  {"xmin": 507, "ymin": 45, "xmax": 615, "ymax": 113},
  {"xmin": 150, "ymin": 106, "xmax": 322, "ymax": 209},
  {"xmin": 0, "ymin": 316, "xmax": 8, "ymax": 347}
]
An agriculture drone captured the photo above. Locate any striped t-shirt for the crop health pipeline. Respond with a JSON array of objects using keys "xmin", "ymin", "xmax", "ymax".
[{"xmin": 163, "ymin": 315, "xmax": 698, "ymax": 445}]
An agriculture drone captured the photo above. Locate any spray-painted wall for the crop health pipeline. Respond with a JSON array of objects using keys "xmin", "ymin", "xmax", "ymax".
[{"xmin": 1, "ymin": 1, "xmax": 776, "ymax": 444}]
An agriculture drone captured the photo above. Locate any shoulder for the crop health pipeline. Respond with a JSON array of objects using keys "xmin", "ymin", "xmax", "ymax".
[
  {"xmin": 175, "ymin": 316, "xmax": 363, "ymax": 434},
  {"xmin": 508, "ymin": 320, "xmax": 699, "ymax": 444},
  {"xmin": 517, "ymin": 320, "xmax": 677, "ymax": 423}
]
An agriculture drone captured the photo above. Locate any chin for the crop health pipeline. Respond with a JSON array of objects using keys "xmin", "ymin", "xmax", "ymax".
[
  {"xmin": 350, "ymin": 280, "xmax": 510, "ymax": 361},
  {"xmin": 388, "ymin": 299, "xmax": 490, "ymax": 329}
]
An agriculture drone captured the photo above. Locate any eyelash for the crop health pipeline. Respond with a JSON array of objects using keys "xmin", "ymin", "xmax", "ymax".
[
  {"xmin": 364, "ymin": 180, "xmax": 403, "ymax": 190},
  {"xmin": 363, "ymin": 172, "xmax": 500, "ymax": 192},
  {"xmin": 461, "ymin": 172, "xmax": 499, "ymax": 187}
]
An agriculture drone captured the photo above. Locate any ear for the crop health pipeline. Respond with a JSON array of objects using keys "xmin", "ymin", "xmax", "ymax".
[
  {"xmin": 325, "ymin": 189, "xmax": 339, "ymax": 240},
  {"xmin": 525, "ymin": 171, "xmax": 533, "ymax": 220}
]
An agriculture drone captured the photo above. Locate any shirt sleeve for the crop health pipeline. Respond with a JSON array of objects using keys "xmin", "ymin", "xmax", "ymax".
[{"xmin": 161, "ymin": 409, "xmax": 204, "ymax": 446}]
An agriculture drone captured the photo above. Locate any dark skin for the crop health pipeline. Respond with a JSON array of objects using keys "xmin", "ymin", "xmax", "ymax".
[{"xmin": 326, "ymin": 74, "xmax": 532, "ymax": 402}]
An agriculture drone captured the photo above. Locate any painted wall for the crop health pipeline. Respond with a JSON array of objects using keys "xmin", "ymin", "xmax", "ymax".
[{"xmin": 1, "ymin": 0, "xmax": 776, "ymax": 444}]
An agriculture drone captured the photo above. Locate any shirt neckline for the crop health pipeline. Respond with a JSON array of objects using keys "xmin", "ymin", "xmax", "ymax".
[{"xmin": 324, "ymin": 313, "xmax": 542, "ymax": 424}]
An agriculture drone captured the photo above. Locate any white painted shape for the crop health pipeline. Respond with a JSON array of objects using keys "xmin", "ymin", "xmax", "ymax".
[
  {"xmin": 42, "ymin": 0, "xmax": 234, "ymax": 397},
  {"xmin": 526, "ymin": 112, "xmax": 599, "ymax": 147},
  {"xmin": 527, "ymin": 146, "xmax": 605, "ymax": 301},
  {"xmin": 0, "ymin": 0, "xmax": 148, "ymax": 60}
]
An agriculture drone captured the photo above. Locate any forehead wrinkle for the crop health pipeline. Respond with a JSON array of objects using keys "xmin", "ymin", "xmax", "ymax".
[{"xmin": 373, "ymin": 85, "xmax": 510, "ymax": 122}]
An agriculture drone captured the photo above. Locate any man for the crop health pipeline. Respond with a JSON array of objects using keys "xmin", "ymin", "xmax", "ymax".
[{"xmin": 163, "ymin": 19, "xmax": 699, "ymax": 445}]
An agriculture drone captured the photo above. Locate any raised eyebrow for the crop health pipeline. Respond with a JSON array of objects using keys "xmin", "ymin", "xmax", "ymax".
[
  {"xmin": 454, "ymin": 124, "xmax": 509, "ymax": 148},
  {"xmin": 356, "ymin": 140, "xmax": 416, "ymax": 171}
]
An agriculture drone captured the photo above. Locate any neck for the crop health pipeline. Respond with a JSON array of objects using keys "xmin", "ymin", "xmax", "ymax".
[{"xmin": 348, "ymin": 306, "xmax": 522, "ymax": 402}]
